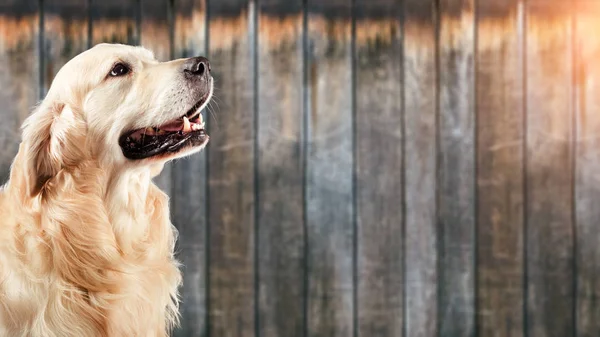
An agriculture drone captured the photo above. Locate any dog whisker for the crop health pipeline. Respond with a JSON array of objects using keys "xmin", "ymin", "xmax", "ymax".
[
  {"xmin": 207, "ymin": 101, "xmax": 217, "ymax": 114},
  {"xmin": 210, "ymin": 97, "xmax": 222, "ymax": 111},
  {"xmin": 206, "ymin": 106, "xmax": 219, "ymax": 130}
]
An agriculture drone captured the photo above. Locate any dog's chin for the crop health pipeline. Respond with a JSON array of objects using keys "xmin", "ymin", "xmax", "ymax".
[{"xmin": 118, "ymin": 95, "xmax": 210, "ymax": 161}]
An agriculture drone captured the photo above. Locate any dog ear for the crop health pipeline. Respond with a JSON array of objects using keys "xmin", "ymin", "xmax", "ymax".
[{"xmin": 21, "ymin": 102, "xmax": 81, "ymax": 196}]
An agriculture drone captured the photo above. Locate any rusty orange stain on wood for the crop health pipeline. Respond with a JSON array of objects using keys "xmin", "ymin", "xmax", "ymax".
[
  {"xmin": 209, "ymin": 11, "xmax": 250, "ymax": 52},
  {"xmin": 91, "ymin": 18, "xmax": 136, "ymax": 43},
  {"xmin": 404, "ymin": 21, "xmax": 436, "ymax": 54},
  {"xmin": 258, "ymin": 15, "xmax": 302, "ymax": 52},
  {"xmin": 308, "ymin": 16, "xmax": 351, "ymax": 42},
  {"xmin": 0, "ymin": 7, "xmax": 599, "ymax": 56},
  {"xmin": 140, "ymin": 22, "xmax": 170, "ymax": 59},
  {"xmin": 0, "ymin": 15, "xmax": 37, "ymax": 51},
  {"xmin": 440, "ymin": 12, "xmax": 474, "ymax": 51},
  {"xmin": 174, "ymin": 11, "xmax": 206, "ymax": 53},
  {"xmin": 44, "ymin": 15, "xmax": 88, "ymax": 42},
  {"xmin": 574, "ymin": 5, "xmax": 600, "ymax": 138},
  {"xmin": 258, "ymin": 14, "xmax": 399, "ymax": 51},
  {"xmin": 356, "ymin": 18, "xmax": 400, "ymax": 48}
]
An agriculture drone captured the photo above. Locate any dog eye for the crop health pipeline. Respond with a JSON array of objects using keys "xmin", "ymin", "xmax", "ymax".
[{"xmin": 109, "ymin": 63, "xmax": 130, "ymax": 77}]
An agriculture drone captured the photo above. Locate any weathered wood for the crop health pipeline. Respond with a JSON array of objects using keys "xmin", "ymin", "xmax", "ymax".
[
  {"xmin": 438, "ymin": 0, "xmax": 476, "ymax": 336},
  {"xmin": 171, "ymin": 1, "xmax": 207, "ymax": 337},
  {"xmin": 257, "ymin": 1, "xmax": 305, "ymax": 337},
  {"xmin": 525, "ymin": 3, "xmax": 575, "ymax": 337},
  {"xmin": 42, "ymin": 0, "xmax": 88, "ymax": 96},
  {"xmin": 141, "ymin": 0, "xmax": 172, "ymax": 192},
  {"xmin": 305, "ymin": 1, "xmax": 353, "ymax": 337},
  {"xmin": 476, "ymin": 1, "xmax": 525, "ymax": 336},
  {"xmin": 0, "ymin": 1, "xmax": 596, "ymax": 335},
  {"xmin": 90, "ymin": 0, "xmax": 138, "ymax": 45},
  {"xmin": 140, "ymin": 0, "xmax": 171, "ymax": 61},
  {"xmin": 173, "ymin": 0, "xmax": 205, "ymax": 58},
  {"xmin": 403, "ymin": 0, "xmax": 437, "ymax": 336},
  {"xmin": 575, "ymin": 2, "xmax": 600, "ymax": 336},
  {"xmin": 207, "ymin": 1, "xmax": 256, "ymax": 336},
  {"xmin": 0, "ymin": 0, "xmax": 39, "ymax": 182},
  {"xmin": 354, "ymin": 1, "xmax": 403, "ymax": 337}
]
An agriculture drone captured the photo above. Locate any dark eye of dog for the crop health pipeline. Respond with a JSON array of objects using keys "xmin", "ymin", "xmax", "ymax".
[{"xmin": 109, "ymin": 63, "xmax": 130, "ymax": 77}]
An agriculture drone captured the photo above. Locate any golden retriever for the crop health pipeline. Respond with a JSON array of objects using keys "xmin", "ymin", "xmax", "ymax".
[{"xmin": 0, "ymin": 43, "xmax": 213, "ymax": 336}]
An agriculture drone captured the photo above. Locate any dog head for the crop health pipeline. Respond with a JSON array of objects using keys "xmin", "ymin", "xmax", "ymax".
[{"xmin": 19, "ymin": 43, "xmax": 212, "ymax": 196}]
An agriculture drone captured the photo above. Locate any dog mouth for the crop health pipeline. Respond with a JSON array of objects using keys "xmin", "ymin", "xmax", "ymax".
[{"xmin": 118, "ymin": 96, "xmax": 209, "ymax": 160}]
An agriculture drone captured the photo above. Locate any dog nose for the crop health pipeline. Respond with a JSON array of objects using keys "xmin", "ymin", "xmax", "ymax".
[{"xmin": 183, "ymin": 57, "xmax": 210, "ymax": 77}]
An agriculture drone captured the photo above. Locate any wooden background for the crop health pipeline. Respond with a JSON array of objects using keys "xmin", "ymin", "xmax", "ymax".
[{"xmin": 0, "ymin": 0, "xmax": 598, "ymax": 336}]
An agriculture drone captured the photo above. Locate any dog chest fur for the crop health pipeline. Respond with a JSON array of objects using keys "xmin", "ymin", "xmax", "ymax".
[{"xmin": 0, "ymin": 157, "xmax": 181, "ymax": 337}]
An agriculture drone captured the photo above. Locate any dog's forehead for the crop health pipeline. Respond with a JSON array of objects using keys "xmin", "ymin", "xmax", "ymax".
[
  {"xmin": 47, "ymin": 43, "xmax": 157, "ymax": 98},
  {"xmin": 66, "ymin": 43, "xmax": 156, "ymax": 71},
  {"xmin": 90, "ymin": 43, "xmax": 155, "ymax": 61}
]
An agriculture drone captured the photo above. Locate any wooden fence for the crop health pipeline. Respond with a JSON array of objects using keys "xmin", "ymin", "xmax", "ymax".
[{"xmin": 0, "ymin": 0, "xmax": 598, "ymax": 336}]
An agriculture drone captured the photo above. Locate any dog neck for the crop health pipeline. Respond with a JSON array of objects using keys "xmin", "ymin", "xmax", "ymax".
[
  {"xmin": 7, "ymin": 154, "xmax": 175, "ymax": 263},
  {"xmin": 104, "ymin": 164, "xmax": 176, "ymax": 256}
]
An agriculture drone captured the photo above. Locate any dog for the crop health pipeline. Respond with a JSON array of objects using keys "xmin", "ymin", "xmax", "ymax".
[{"xmin": 0, "ymin": 43, "xmax": 212, "ymax": 336}]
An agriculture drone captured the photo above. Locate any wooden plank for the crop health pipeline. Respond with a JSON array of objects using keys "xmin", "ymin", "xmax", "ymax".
[
  {"xmin": 171, "ymin": 1, "xmax": 207, "ymax": 336},
  {"xmin": 256, "ymin": 1, "xmax": 304, "ymax": 337},
  {"xmin": 42, "ymin": 0, "xmax": 89, "ymax": 96},
  {"xmin": 403, "ymin": 0, "xmax": 438, "ymax": 336},
  {"xmin": 305, "ymin": 0, "xmax": 353, "ymax": 336},
  {"xmin": 141, "ymin": 0, "xmax": 172, "ymax": 192},
  {"xmin": 173, "ymin": 0, "xmax": 205, "ymax": 58},
  {"xmin": 354, "ymin": 1, "xmax": 403, "ymax": 337},
  {"xmin": 438, "ymin": 0, "xmax": 476, "ymax": 335},
  {"xmin": 575, "ymin": 2, "xmax": 600, "ymax": 336},
  {"xmin": 90, "ymin": 0, "xmax": 138, "ymax": 45},
  {"xmin": 0, "ymin": 0, "xmax": 40, "ymax": 182},
  {"xmin": 207, "ymin": 1, "xmax": 256, "ymax": 336},
  {"xmin": 525, "ymin": 3, "xmax": 575, "ymax": 337},
  {"xmin": 476, "ymin": 1, "xmax": 525, "ymax": 336},
  {"xmin": 140, "ymin": 0, "xmax": 171, "ymax": 61}
]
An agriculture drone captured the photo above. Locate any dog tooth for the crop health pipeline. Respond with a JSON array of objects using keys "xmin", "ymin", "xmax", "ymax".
[
  {"xmin": 182, "ymin": 116, "xmax": 191, "ymax": 132},
  {"xmin": 191, "ymin": 123, "xmax": 202, "ymax": 131},
  {"xmin": 145, "ymin": 127, "xmax": 155, "ymax": 135}
]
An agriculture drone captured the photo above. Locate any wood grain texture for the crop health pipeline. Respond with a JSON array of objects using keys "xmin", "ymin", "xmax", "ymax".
[
  {"xmin": 438, "ymin": 0, "xmax": 476, "ymax": 336},
  {"xmin": 171, "ymin": 1, "xmax": 207, "ymax": 336},
  {"xmin": 476, "ymin": 1, "xmax": 525, "ymax": 336},
  {"xmin": 174, "ymin": 0, "xmax": 205, "ymax": 58},
  {"xmin": 42, "ymin": 0, "xmax": 88, "ymax": 96},
  {"xmin": 525, "ymin": 3, "xmax": 575, "ymax": 337},
  {"xmin": 90, "ymin": 0, "xmax": 138, "ymax": 45},
  {"xmin": 207, "ymin": 1, "xmax": 256, "ymax": 336},
  {"xmin": 256, "ymin": 1, "xmax": 305, "ymax": 337},
  {"xmin": 575, "ymin": 2, "xmax": 600, "ymax": 336},
  {"xmin": 354, "ymin": 1, "xmax": 403, "ymax": 337},
  {"xmin": 141, "ymin": 0, "xmax": 172, "ymax": 192},
  {"xmin": 141, "ymin": 0, "xmax": 171, "ymax": 61},
  {"xmin": 403, "ymin": 0, "xmax": 438, "ymax": 336},
  {"xmin": 0, "ymin": 2, "xmax": 597, "ymax": 335},
  {"xmin": 305, "ymin": 1, "xmax": 353, "ymax": 336},
  {"xmin": 0, "ymin": 0, "xmax": 39, "ymax": 182}
]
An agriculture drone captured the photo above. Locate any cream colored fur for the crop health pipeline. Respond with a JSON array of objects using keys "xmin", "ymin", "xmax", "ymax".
[{"xmin": 0, "ymin": 43, "xmax": 211, "ymax": 336}]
